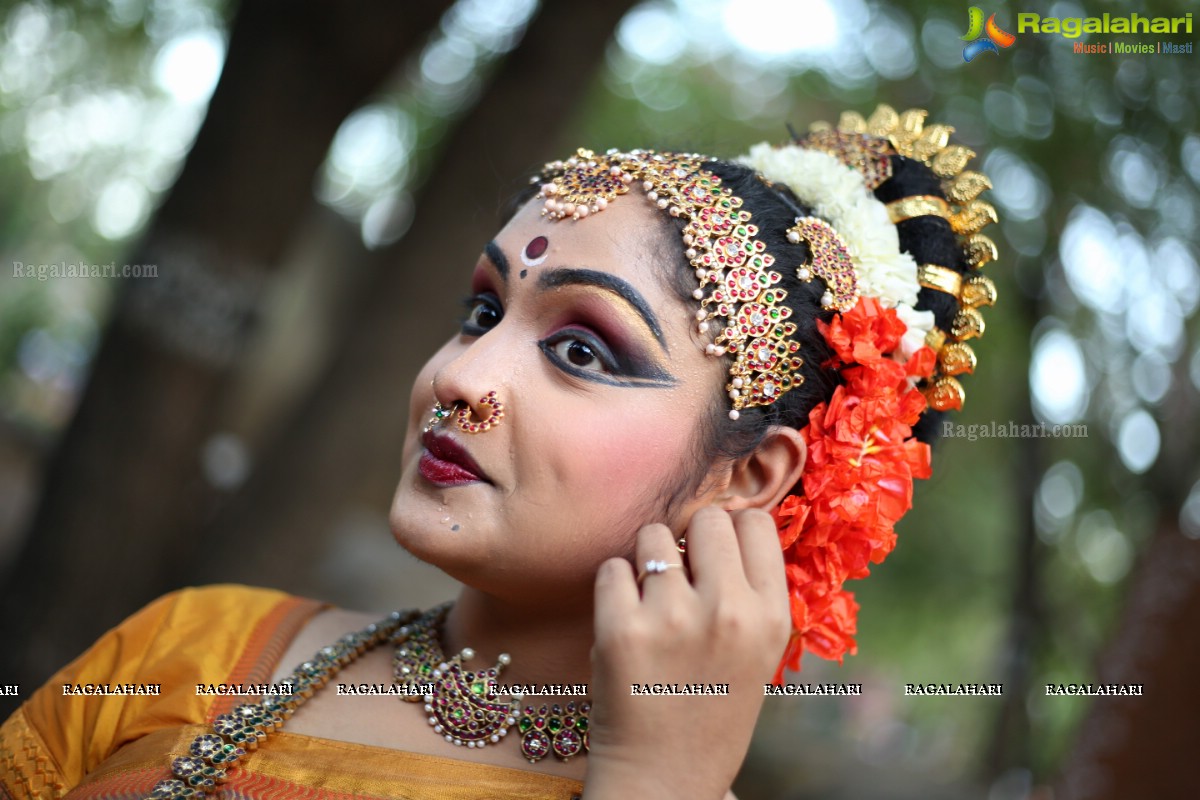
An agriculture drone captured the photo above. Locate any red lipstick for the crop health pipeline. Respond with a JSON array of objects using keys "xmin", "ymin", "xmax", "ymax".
[{"xmin": 419, "ymin": 430, "xmax": 491, "ymax": 486}]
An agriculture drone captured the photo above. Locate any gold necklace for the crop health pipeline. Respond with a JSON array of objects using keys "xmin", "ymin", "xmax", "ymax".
[
  {"xmin": 393, "ymin": 603, "xmax": 591, "ymax": 763},
  {"xmin": 144, "ymin": 603, "xmax": 590, "ymax": 798},
  {"xmin": 145, "ymin": 609, "xmax": 414, "ymax": 799}
]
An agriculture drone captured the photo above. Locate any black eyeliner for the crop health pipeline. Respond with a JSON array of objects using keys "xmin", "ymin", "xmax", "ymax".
[{"xmin": 538, "ymin": 339, "xmax": 677, "ymax": 388}]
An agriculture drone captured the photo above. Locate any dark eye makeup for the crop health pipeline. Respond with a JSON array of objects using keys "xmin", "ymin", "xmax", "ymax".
[
  {"xmin": 458, "ymin": 294, "xmax": 676, "ymax": 388},
  {"xmin": 539, "ymin": 327, "xmax": 618, "ymax": 376},
  {"xmin": 460, "ymin": 293, "xmax": 502, "ymax": 335},
  {"xmin": 541, "ymin": 325, "xmax": 675, "ymax": 387}
]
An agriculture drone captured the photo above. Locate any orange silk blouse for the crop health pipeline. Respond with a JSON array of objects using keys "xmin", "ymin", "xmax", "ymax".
[{"xmin": 0, "ymin": 585, "xmax": 585, "ymax": 800}]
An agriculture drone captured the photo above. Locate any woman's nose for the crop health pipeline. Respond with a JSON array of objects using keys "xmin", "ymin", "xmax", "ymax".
[{"xmin": 431, "ymin": 329, "xmax": 515, "ymax": 429}]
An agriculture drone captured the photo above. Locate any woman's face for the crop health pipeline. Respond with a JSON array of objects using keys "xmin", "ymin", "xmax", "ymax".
[{"xmin": 390, "ymin": 197, "xmax": 728, "ymax": 602}]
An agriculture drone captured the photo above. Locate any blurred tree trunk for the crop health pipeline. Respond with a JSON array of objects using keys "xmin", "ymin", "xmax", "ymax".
[
  {"xmin": 985, "ymin": 259, "xmax": 1049, "ymax": 780},
  {"xmin": 0, "ymin": 0, "xmax": 451, "ymax": 708},
  {"xmin": 985, "ymin": 402, "xmax": 1043, "ymax": 779},
  {"xmin": 1055, "ymin": 353, "xmax": 1200, "ymax": 798},
  {"xmin": 1055, "ymin": 525, "xmax": 1200, "ymax": 799},
  {"xmin": 192, "ymin": 0, "xmax": 639, "ymax": 593}
]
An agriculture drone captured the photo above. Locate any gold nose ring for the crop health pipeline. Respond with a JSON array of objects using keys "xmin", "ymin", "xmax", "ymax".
[
  {"xmin": 426, "ymin": 391, "xmax": 505, "ymax": 434},
  {"xmin": 455, "ymin": 391, "xmax": 504, "ymax": 433}
]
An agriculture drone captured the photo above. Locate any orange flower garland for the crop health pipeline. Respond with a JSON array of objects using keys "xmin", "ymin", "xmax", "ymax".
[{"xmin": 771, "ymin": 296, "xmax": 936, "ymax": 682}]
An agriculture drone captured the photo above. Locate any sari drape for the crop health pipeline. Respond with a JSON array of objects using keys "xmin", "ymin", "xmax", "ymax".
[{"xmin": 0, "ymin": 585, "xmax": 584, "ymax": 800}]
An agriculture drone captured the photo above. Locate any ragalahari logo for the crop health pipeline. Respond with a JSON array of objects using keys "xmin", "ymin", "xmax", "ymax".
[{"xmin": 961, "ymin": 7, "xmax": 1016, "ymax": 61}]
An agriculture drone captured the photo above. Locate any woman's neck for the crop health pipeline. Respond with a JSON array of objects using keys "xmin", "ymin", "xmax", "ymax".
[{"xmin": 441, "ymin": 586, "xmax": 595, "ymax": 688}]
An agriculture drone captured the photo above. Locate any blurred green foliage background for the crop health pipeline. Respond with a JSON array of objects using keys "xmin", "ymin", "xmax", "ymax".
[{"xmin": 1, "ymin": 1, "xmax": 1197, "ymax": 798}]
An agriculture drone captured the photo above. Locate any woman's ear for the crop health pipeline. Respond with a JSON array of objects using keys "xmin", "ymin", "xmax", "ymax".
[{"xmin": 718, "ymin": 425, "xmax": 807, "ymax": 511}]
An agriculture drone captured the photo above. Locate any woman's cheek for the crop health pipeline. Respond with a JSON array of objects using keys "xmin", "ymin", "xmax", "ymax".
[
  {"xmin": 509, "ymin": 418, "xmax": 687, "ymax": 570},
  {"xmin": 566, "ymin": 419, "xmax": 688, "ymax": 512}
]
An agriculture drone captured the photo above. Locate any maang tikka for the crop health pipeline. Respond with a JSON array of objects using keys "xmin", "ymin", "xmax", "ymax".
[{"xmin": 426, "ymin": 391, "xmax": 505, "ymax": 434}]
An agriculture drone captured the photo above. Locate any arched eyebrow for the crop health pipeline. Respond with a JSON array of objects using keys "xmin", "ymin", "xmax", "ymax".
[
  {"xmin": 537, "ymin": 268, "xmax": 668, "ymax": 354},
  {"xmin": 484, "ymin": 240, "xmax": 510, "ymax": 280}
]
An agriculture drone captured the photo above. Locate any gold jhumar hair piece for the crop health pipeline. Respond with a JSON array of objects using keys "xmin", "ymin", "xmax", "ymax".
[{"xmin": 536, "ymin": 149, "xmax": 803, "ymax": 419}]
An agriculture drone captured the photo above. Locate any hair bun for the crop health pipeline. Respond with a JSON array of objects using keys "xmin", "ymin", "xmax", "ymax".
[{"xmin": 803, "ymin": 104, "xmax": 1001, "ymax": 414}]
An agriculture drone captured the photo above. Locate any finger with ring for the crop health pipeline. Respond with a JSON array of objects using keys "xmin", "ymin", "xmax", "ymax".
[{"xmin": 636, "ymin": 559, "xmax": 685, "ymax": 585}]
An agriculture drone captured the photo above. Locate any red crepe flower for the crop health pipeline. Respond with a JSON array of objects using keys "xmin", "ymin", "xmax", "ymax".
[{"xmin": 771, "ymin": 297, "xmax": 935, "ymax": 683}]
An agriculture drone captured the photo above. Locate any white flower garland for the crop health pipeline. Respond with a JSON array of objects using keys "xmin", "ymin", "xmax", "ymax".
[{"xmin": 735, "ymin": 143, "xmax": 935, "ymax": 359}]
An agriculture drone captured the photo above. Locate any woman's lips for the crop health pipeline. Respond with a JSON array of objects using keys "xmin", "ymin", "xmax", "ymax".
[{"xmin": 418, "ymin": 430, "xmax": 491, "ymax": 486}]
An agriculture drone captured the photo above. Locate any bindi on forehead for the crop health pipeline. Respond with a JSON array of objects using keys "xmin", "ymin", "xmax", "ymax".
[{"xmin": 521, "ymin": 235, "xmax": 549, "ymax": 269}]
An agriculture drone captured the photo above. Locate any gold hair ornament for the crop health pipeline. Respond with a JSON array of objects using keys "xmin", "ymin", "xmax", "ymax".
[
  {"xmin": 786, "ymin": 217, "xmax": 859, "ymax": 312},
  {"xmin": 536, "ymin": 149, "xmax": 803, "ymax": 420}
]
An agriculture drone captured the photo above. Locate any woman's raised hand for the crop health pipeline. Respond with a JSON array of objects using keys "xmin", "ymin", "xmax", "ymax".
[{"xmin": 584, "ymin": 507, "xmax": 791, "ymax": 800}]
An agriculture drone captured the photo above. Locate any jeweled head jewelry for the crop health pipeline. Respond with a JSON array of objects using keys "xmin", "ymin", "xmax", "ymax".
[
  {"xmin": 786, "ymin": 217, "xmax": 858, "ymax": 311},
  {"xmin": 536, "ymin": 149, "xmax": 804, "ymax": 420},
  {"xmin": 425, "ymin": 391, "xmax": 505, "ymax": 434}
]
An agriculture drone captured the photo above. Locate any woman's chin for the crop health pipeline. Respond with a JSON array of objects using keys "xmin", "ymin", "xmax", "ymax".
[{"xmin": 390, "ymin": 502, "xmax": 485, "ymax": 572}]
